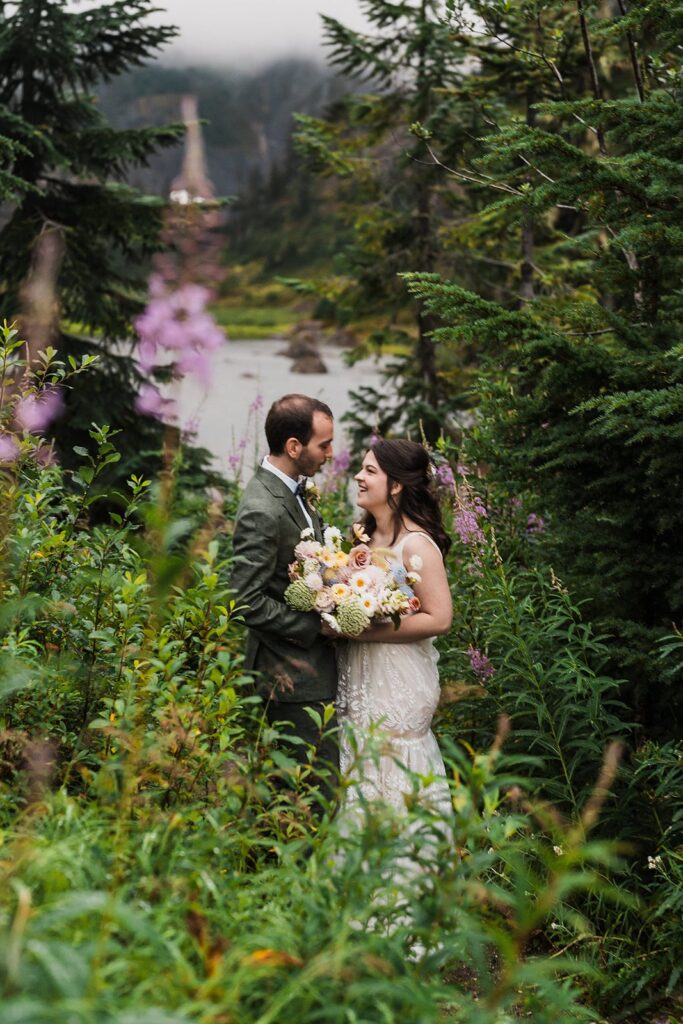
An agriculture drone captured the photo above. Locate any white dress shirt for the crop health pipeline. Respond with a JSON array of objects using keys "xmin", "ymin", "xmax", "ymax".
[{"xmin": 262, "ymin": 456, "xmax": 313, "ymax": 530}]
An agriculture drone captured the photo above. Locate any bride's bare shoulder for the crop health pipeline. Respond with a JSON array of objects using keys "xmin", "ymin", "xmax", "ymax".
[{"xmin": 400, "ymin": 528, "xmax": 442, "ymax": 563}]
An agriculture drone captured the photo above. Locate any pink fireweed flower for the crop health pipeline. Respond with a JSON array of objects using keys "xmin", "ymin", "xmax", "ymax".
[
  {"xmin": 322, "ymin": 447, "xmax": 351, "ymax": 493},
  {"xmin": 454, "ymin": 483, "xmax": 488, "ymax": 547},
  {"xmin": 182, "ymin": 415, "xmax": 200, "ymax": 438},
  {"xmin": 134, "ymin": 276, "xmax": 226, "ymax": 410},
  {"xmin": 0, "ymin": 433, "xmax": 19, "ymax": 463},
  {"xmin": 467, "ymin": 646, "xmax": 495, "ymax": 681},
  {"xmin": 15, "ymin": 387, "xmax": 64, "ymax": 434},
  {"xmin": 135, "ymin": 383, "xmax": 176, "ymax": 421},
  {"xmin": 526, "ymin": 512, "xmax": 545, "ymax": 535},
  {"xmin": 435, "ymin": 463, "xmax": 455, "ymax": 489},
  {"xmin": 332, "ymin": 449, "xmax": 351, "ymax": 474}
]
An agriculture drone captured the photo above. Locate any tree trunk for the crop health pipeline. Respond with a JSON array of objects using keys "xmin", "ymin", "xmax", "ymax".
[
  {"xmin": 576, "ymin": 0, "xmax": 607, "ymax": 155},
  {"xmin": 413, "ymin": 0, "xmax": 439, "ymax": 439},
  {"xmin": 615, "ymin": 0, "xmax": 645, "ymax": 102},
  {"xmin": 519, "ymin": 89, "xmax": 536, "ymax": 303}
]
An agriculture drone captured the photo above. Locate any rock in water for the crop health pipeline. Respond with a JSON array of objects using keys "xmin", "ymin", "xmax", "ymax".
[
  {"xmin": 292, "ymin": 353, "xmax": 328, "ymax": 373},
  {"xmin": 327, "ymin": 327, "xmax": 358, "ymax": 348},
  {"xmin": 278, "ymin": 338, "xmax": 319, "ymax": 358}
]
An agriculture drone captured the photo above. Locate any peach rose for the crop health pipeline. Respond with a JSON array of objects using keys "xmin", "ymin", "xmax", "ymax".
[{"xmin": 348, "ymin": 543, "xmax": 372, "ymax": 571}]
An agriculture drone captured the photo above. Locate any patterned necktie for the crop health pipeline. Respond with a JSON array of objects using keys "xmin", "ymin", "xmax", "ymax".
[{"xmin": 294, "ymin": 479, "xmax": 307, "ymax": 500}]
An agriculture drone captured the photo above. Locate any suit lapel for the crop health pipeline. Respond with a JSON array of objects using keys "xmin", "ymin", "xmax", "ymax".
[
  {"xmin": 311, "ymin": 506, "xmax": 324, "ymax": 544},
  {"xmin": 256, "ymin": 466, "xmax": 310, "ymax": 535}
]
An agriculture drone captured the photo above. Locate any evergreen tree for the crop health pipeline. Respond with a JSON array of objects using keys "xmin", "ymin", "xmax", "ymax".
[
  {"xmin": 0, "ymin": 0, "xmax": 183, "ymax": 470},
  {"xmin": 406, "ymin": 0, "xmax": 683, "ymax": 729},
  {"xmin": 295, "ymin": 0, "xmax": 471, "ymax": 441}
]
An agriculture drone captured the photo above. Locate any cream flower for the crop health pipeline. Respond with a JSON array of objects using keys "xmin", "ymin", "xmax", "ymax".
[
  {"xmin": 304, "ymin": 572, "xmax": 323, "ymax": 592},
  {"xmin": 300, "ymin": 527, "xmax": 315, "ymax": 540},
  {"xmin": 294, "ymin": 540, "xmax": 320, "ymax": 560},
  {"xmin": 359, "ymin": 593, "xmax": 377, "ymax": 616},
  {"xmin": 352, "ymin": 522, "xmax": 370, "ymax": 543},
  {"xmin": 315, "ymin": 587, "xmax": 335, "ymax": 611},
  {"xmin": 323, "ymin": 525, "xmax": 343, "ymax": 550},
  {"xmin": 408, "ymin": 554, "xmax": 423, "ymax": 571},
  {"xmin": 350, "ymin": 572, "xmax": 370, "ymax": 591},
  {"xmin": 332, "ymin": 583, "xmax": 351, "ymax": 601},
  {"xmin": 319, "ymin": 547, "xmax": 337, "ymax": 568},
  {"xmin": 379, "ymin": 588, "xmax": 409, "ymax": 614},
  {"xmin": 335, "ymin": 550, "xmax": 350, "ymax": 569}
]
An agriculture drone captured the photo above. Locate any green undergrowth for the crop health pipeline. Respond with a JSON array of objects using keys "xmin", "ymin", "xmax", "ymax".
[
  {"xmin": 0, "ymin": 328, "xmax": 679, "ymax": 1021},
  {"xmin": 0, "ymin": 425, "xmax": 623, "ymax": 1022}
]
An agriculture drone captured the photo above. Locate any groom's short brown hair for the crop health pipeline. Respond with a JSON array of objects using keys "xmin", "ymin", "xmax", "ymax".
[{"xmin": 265, "ymin": 394, "xmax": 333, "ymax": 455}]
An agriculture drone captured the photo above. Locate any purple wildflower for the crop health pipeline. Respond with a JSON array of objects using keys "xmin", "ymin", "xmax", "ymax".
[
  {"xmin": 435, "ymin": 463, "xmax": 455, "ymax": 489},
  {"xmin": 249, "ymin": 393, "xmax": 264, "ymax": 414},
  {"xmin": 467, "ymin": 646, "xmax": 495, "ymax": 681},
  {"xmin": 320, "ymin": 447, "xmax": 352, "ymax": 493},
  {"xmin": 15, "ymin": 387, "xmax": 64, "ymax": 434},
  {"xmin": 135, "ymin": 383, "xmax": 176, "ymax": 421},
  {"xmin": 332, "ymin": 449, "xmax": 351, "ymax": 474},
  {"xmin": 0, "ymin": 433, "xmax": 19, "ymax": 464},
  {"xmin": 526, "ymin": 513, "xmax": 545, "ymax": 535},
  {"xmin": 454, "ymin": 483, "xmax": 488, "ymax": 547},
  {"xmin": 134, "ymin": 277, "xmax": 226, "ymax": 394}
]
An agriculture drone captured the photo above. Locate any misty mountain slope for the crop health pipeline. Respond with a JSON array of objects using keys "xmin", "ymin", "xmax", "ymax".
[{"xmin": 97, "ymin": 59, "xmax": 350, "ymax": 198}]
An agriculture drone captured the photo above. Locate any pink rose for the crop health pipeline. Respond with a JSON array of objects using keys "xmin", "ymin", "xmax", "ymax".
[
  {"xmin": 348, "ymin": 544, "xmax": 372, "ymax": 571},
  {"xmin": 408, "ymin": 595, "xmax": 421, "ymax": 613}
]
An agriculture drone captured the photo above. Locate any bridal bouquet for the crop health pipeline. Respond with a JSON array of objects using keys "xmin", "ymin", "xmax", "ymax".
[{"xmin": 284, "ymin": 524, "xmax": 422, "ymax": 637}]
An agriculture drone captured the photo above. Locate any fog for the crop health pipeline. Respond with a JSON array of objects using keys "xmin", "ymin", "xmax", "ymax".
[{"xmin": 148, "ymin": 0, "xmax": 371, "ymax": 67}]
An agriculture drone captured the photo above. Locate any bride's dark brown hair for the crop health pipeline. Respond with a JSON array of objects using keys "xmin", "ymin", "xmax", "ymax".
[{"xmin": 360, "ymin": 439, "xmax": 451, "ymax": 558}]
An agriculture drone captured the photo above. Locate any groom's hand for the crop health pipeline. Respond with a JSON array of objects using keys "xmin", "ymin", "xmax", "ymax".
[{"xmin": 320, "ymin": 621, "xmax": 339, "ymax": 639}]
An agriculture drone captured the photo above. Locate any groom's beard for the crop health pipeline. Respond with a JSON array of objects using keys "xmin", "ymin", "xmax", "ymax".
[{"xmin": 295, "ymin": 451, "xmax": 325, "ymax": 478}]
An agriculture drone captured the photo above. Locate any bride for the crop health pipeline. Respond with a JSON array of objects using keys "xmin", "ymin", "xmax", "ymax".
[{"xmin": 336, "ymin": 439, "xmax": 453, "ymax": 818}]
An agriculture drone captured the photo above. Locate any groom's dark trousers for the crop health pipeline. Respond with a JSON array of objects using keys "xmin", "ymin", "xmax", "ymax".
[{"xmin": 229, "ymin": 467, "xmax": 339, "ymax": 812}]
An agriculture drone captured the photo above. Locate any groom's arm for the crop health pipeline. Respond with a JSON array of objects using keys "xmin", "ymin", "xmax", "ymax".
[{"xmin": 229, "ymin": 502, "xmax": 321, "ymax": 648}]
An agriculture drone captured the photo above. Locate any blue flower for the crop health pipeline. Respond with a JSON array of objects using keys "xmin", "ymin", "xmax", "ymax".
[{"xmin": 392, "ymin": 565, "xmax": 407, "ymax": 584}]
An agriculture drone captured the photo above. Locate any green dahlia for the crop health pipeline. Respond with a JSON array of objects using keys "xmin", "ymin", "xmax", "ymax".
[
  {"xmin": 336, "ymin": 596, "xmax": 371, "ymax": 637},
  {"xmin": 285, "ymin": 578, "xmax": 317, "ymax": 611}
]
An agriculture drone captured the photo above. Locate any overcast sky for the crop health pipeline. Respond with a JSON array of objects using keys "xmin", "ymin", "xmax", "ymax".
[{"xmin": 147, "ymin": 0, "xmax": 371, "ymax": 67}]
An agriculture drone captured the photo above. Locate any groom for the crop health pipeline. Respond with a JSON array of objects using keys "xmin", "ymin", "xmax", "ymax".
[{"xmin": 229, "ymin": 393, "xmax": 339, "ymax": 804}]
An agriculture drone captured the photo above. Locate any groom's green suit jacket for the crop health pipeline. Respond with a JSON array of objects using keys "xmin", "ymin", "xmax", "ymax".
[{"xmin": 229, "ymin": 466, "xmax": 337, "ymax": 704}]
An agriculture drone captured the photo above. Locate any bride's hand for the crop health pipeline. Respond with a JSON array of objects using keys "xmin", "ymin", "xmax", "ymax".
[{"xmin": 356, "ymin": 621, "xmax": 396, "ymax": 642}]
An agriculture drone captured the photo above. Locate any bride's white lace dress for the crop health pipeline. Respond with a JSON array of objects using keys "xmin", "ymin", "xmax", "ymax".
[{"xmin": 336, "ymin": 533, "xmax": 452, "ymax": 819}]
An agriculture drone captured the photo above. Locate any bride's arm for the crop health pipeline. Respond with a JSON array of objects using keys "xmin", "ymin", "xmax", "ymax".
[{"xmin": 359, "ymin": 534, "xmax": 452, "ymax": 644}]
